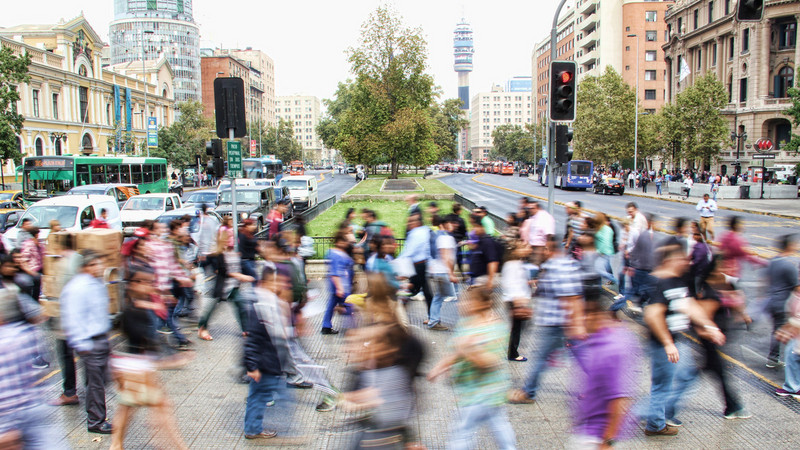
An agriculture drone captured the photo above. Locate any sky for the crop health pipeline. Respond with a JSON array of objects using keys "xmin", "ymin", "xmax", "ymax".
[{"xmin": 3, "ymin": 0, "xmax": 568, "ymax": 106}]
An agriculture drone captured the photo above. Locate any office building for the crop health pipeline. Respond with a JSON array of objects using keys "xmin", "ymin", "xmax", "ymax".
[
  {"xmin": 275, "ymin": 95, "xmax": 328, "ymax": 164},
  {"xmin": 200, "ymin": 55, "xmax": 255, "ymax": 121},
  {"xmin": 622, "ymin": 0, "xmax": 674, "ymax": 113},
  {"xmin": 214, "ymin": 48, "xmax": 276, "ymax": 126},
  {"xmin": 469, "ymin": 84, "xmax": 532, "ymax": 161}
]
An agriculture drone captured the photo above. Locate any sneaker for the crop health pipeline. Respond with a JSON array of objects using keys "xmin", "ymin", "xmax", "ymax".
[
  {"xmin": 245, "ymin": 430, "xmax": 277, "ymax": 440},
  {"xmin": 32, "ymin": 356, "xmax": 50, "ymax": 370},
  {"xmin": 176, "ymin": 341, "xmax": 192, "ymax": 351},
  {"xmin": 429, "ymin": 323, "xmax": 449, "ymax": 331},
  {"xmin": 266, "ymin": 400, "xmax": 276, "ymax": 407},
  {"xmin": 321, "ymin": 328, "xmax": 339, "ymax": 335},
  {"xmin": 724, "ymin": 409, "xmax": 752, "ymax": 420},
  {"xmin": 613, "ymin": 294, "xmax": 625, "ymax": 301},
  {"xmin": 443, "ymin": 296, "xmax": 457, "ymax": 302},
  {"xmin": 157, "ymin": 327, "xmax": 173, "ymax": 335},
  {"xmin": 315, "ymin": 398, "xmax": 336, "ymax": 412},
  {"xmin": 766, "ymin": 360, "xmax": 784, "ymax": 369},
  {"xmin": 666, "ymin": 418, "xmax": 683, "ymax": 427},
  {"xmin": 775, "ymin": 388, "xmax": 800, "ymax": 398},
  {"xmin": 644, "ymin": 425, "xmax": 678, "ymax": 436}
]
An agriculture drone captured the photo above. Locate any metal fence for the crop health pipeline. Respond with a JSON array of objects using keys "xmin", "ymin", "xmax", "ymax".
[
  {"xmin": 256, "ymin": 195, "xmax": 337, "ymax": 239},
  {"xmin": 307, "ymin": 237, "xmax": 406, "ymax": 260},
  {"xmin": 454, "ymin": 193, "xmax": 508, "ymax": 232}
]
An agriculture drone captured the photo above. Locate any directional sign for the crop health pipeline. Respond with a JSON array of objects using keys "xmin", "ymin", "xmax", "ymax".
[
  {"xmin": 147, "ymin": 117, "xmax": 158, "ymax": 147},
  {"xmin": 227, "ymin": 141, "xmax": 242, "ymax": 177},
  {"xmin": 752, "ymin": 153, "xmax": 775, "ymax": 159},
  {"xmin": 250, "ymin": 139, "xmax": 257, "ymax": 157}
]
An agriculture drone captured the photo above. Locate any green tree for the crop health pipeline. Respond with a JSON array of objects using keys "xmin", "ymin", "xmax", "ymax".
[
  {"xmin": 491, "ymin": 124, "xmax": 534, "ymax": 162},
  {"xmin": 151, "ymin": 100, "xmax": 213, "ymax": 169},
  {"xmin": 783, "ymin": 87, "xmax": 800, "ymax": 154},
  {"xmin": 430, "ymin": 98, "xmax": 468, "ymax": 161},
  {"xmin": 662, "ymin": 73, "xmax": 728, "ymax": 165},
  {"xmin": 637, "ymin": 110, "xmax": 669, "ymax": 164},
  {"xmin": 253, "ymin": 118, "xmax": 302, "ymax": 163},
  {"xmin": 573, "ymin": 67, "xmax": 635, "ymax": 165},
  {"xmin": 334, "ymin": 6, "xmax": 439, "ymax": 178},
  {"xmin": 0, "ymin": 45, "xmax": 31, "ymax": 165},
  {"xmin": 317, "ymin": 81, "xmax": 355, "ymax": 152}
]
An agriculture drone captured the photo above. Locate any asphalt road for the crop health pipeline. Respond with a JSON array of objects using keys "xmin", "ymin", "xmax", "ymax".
[
  {"xmin": 307, "ymin": 169, "xmax": 355, "ymax": 200},
  {"xmin": 440, "ymin": 172, "xmax": 798, "ymax": 388}
]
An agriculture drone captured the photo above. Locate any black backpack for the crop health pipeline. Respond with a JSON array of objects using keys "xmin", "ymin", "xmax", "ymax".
[{"xmin": 609, "ymin": 221, "xmax": 620, "ymax": 254}]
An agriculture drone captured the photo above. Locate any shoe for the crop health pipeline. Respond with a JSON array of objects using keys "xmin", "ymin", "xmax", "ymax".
[
  {"xmin": 49, "ymin": 394, "xmax": 79, "ymax": 406},
  {"xmin": 766, "ymin": 360, "xmax": 784, "ymax": 369},
  {"xmin": 665, "ymin": 418, "xmax": 683, "ymax": 427},
  {"xmin": 266, "ymin": 400, "xmax": 276, "ymax": 407},
  {"xmin": 775, "ymin": 388, "xmax": 800, "ymax": 398},
  {"xmin": 507, "ymin": 389, "xmax": 535, "ymax": 404},
  {"xmin": 429, "ymin": 323, "xmax": 449, "ymax": 331},
  {"xmin": 245, "ymin": 430, "xmax": 277, "ymax": 440},
  {"xmin": 287, "ymin": 381, "xmax": 313, "ymax": 389},
  {"xmin": 724, "ymin": 409, "xmax": 752, "ymax": 420},
  {"xmin": 88, "ymin": 421, "xmax": 113, "ymax": 434},
  {"xmin": 644, "ymin": 425, "xmax": 678, "ymax": 436},
  {"xmin": 316, "ymin": 398, "xmax": 336, "ymax": 412},
  {"xmin": 176, "ymin": 341, "xmax": 192, "ymax": 351},
  {"xmin": 321, "ymin": 328, "xmax": 339, "ymax": 335},
  {"xmin": 508, "ymin": 356, "xmax": 528, "ymax": 362},
  {"xmin": 32, "ymin": 356, "xmax": 50, "ymax": 370},
  {"xmin": 613, "ymin": 294, "xmax": 624, "ymax": 301},
  {"xmin": 157, "ymin": 327, "xmax": 173, "ymax": 335},
  {"xmin": 443, "ymin": 296, "xmax": 457, "ymax": 302}
]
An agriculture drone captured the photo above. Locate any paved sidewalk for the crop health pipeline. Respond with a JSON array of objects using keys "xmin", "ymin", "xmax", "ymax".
[
  {"xmin": 624, "ymin": 186, "xmax": 800, "ymax": 219},
  {"xmin": 38, "ymin": 279, "xmax": 800, "ymax": 449}
]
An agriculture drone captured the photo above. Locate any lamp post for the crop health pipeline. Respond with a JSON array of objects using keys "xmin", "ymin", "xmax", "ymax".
[
  {"xmin": 49, "ymin": 132, "xmax": 67, "ymax": 156},
  {"xmin": 730, "ymin": 129, "xmax": 747, "ymax": 178},
  {"xmin": 627, "ymin": 34, "xmax": 640, "ymax": 173},
  {"xmin": 141, "ymin": 28, "xmax": 154, "ymax": 157}
]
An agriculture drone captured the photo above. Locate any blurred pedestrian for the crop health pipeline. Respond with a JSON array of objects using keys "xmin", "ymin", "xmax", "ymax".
[
  {"xmin": 718, "ymin": 216, "xmax": 765, "ymax": 278},
  {"xmin": 321, "ymin": 229, "xmax": 354, "ymax": 335},
  {"xmin": 502, "ymin": 243, "xmax": 532, "ymax": 362},
  {"xmin": 19, "ymin": 226, "xmax": 43, "ymax": 301},
  {"xmin": 427, "ymin": 215, "xmax": 457, "ymax": 331},
  {"xmin": 399, "ymin": 212, "xmax": 433, "ymax": 313},
  {"xmin": 765, "ymin": 234, "xmax": 799, "ymax": 368},
  {"xmin": 467, "ymin": 214, "xmax": 500, "ymax": 287},
  {"xmin": 696, "ymin": 194, "xmax": 717, "ymax": 241},
  {"xmin": 89, "ymin": 209, "xmax": 111, "ymax": 229}
]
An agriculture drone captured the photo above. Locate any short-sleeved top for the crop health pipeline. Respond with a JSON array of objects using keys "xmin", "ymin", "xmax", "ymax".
[
  {"xmin": 450, "ymin": 318, "xmax": 510, "ymax": 407},
  {"xmin": 326, "ymin": 248, "xmax": 354, "ymax": 298},
  {"xmin": 766, "ymin": 257, "xmax": 799, "ymax": 311},
  {"xmin": 648, "ymin": 276, "xmax": 691, "ymax": 343},
  {"xmin": 469, "ymin": 234, "xmax": 499, "ymax": 279},
  {"xmin": 428, "ymin": 233, "xmax": 457, "ymax": 274}
]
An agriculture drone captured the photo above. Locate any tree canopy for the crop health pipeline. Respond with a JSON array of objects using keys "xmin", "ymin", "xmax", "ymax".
[
  {"xmin": 152, "ymin": 101, "xmax": 213, "ymax": 169},
  {"xmin": 491, "ymin": 124, "xmax": 535, "ymax": 162},
  {"xmin": 250, "ymin": 118, "xmax": 302, "ymax": 163},
  {"xmin": 783, "ymin": 87, "xmax": 800, "ymax": 154},
  {"xmin": 0, "ymin": 45, "xmax": 31, "ymax": 164}
]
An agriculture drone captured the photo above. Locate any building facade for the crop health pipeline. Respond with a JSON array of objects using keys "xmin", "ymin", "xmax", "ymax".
[
  {"xmin": 200, "ymin": 55, "xmax": 253, "ymax": 121},
  {"xmin": 622, "ymin": 0, "xmax": 674, "ymax": 113},
  {"xmin": 0, "ymin": 15, "xmax": 175, "ymax": 174},
  {"xmin": 663, "ymin": 0, "xmax": 798, "ymax": 174},
  {"xmin": 574, "ymin": 0, "xmax": 623, "ymax": 79},
  {"xmin": 275, "ymin": 95, "xmax": 329, "ymax": 164},
  {"xmin": 454, "ymin": 18, "xmax": 474, "ymax": 161},
  {"xmin": 214, "ymin": 48, "xmax": 276, "ymax": 127},
  {"xmin": 533, "ymin": 4, "xmax": 576, "ymax": 125},
  {"xmin": 469, "ymin": 84, "xmax": 533, "ymax": 161},
  {"xmin": 109, "ymin": 0, "xmax": 201, "ymax": 103}
]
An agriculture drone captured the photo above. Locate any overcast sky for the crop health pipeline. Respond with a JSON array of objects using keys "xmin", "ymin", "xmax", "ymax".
[{"xmin": 4, "ymin": 0, "xmax": 568, "ymax": 105}]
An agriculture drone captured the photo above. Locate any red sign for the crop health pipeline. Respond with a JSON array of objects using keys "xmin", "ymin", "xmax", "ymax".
[
  {"xmin": 250, "ymin": 140, "xmax": 257, "ymax": 157},
  {"xmin": 755, "ymin": 138, "xmax": 774, "ymax": 151}
]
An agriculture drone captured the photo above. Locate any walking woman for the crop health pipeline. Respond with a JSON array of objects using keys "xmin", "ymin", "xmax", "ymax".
[
  {"xmin": 718, "ymin": 216, "xmax": 765, "ymax": 278},
  {"xmin": 502, "ymin": 242, "xmax": 532, "ymax": 362}
]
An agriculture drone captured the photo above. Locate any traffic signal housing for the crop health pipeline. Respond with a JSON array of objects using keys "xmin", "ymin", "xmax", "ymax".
[
  {"xmin": 555, "ymin": 124, "xmax": 574, "ymax": 164},
  {"xmin": 736, "ymin": 0, "xmax": 764, "ymax": 22},
  {"xmin": 206, "ymin": 139, "xmax": 223, "ymax": 158},
  {"xmin": 550, "ymin": 61, "xmax": 577, "ymax": 122}
]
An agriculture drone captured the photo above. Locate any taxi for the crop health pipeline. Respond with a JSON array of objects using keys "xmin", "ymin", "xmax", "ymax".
[
  {"xmin": 0, "ymin": 190, "xmax": 25, "ymax": 209},
  {"xmin": 0, "ymin": 207, "xmax": 24, "ymax": 233}
]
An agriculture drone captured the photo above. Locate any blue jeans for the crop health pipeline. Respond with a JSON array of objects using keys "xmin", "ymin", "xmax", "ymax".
[
  {"xmin": 656, "ymin": 183, "xmax": 662, "ymax": 195},
  {"xmin": 646, "ymin": 339, "xmax": 697, "ymax": 432},
  {"xmin": 449, "ymin": 404, "xmax": 516, "ymax": 450},
  {"xmin": 523, "ymin": 326, "xmax": 566, "ymax": 399},
  {"xmin": 428, "ymin": 272, "xmax": 454, "ymax": 327},
  {"xmin": 244, "ymin": 374, "xmax": 291, "ymax": 436},
  {"xmin": 594, "ymin": 254, "xmax": 616, "ymax": 285},
  {"xmin": 241, "ymin": 259, "xmax": 257, "ymax": 280},
  {"xmin": 1, "ymin": 403, "xmax": 67, "ymax": 449},
  {"xmin": 322, "ymin": 294, "xmax": 351, "ymax": 329},
  {"xmin": 784, "ymin": 339, "xmax": 800, "ymax": 392},
  {"xmin": 622, "ymin": 269, "xmax": 653, "ymax": 306}
]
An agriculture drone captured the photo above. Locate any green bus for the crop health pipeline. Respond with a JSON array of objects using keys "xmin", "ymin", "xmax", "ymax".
[{"xmin": 22, "ymin": 155, "xmax": 169, "ymax": 202}]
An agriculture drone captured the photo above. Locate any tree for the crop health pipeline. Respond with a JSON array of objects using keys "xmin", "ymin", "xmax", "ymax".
[
  {"xmin": 0, "ymin": 45, "xmax": 31, "ymax": 165},
  {"xmin": 662, "ymin": 73, "xmax": 728, "ymax": 166},
  {"xmin": 783, "ymin": 87, "xmax": 800, "ymax": 154},
  {"xmin": 253, "ymin": 118, "xmax": 303, "ymax": 163},
  {"xmin": 430, "ymin": 98, "xmax": 468, "ymax": 161},
  {"xmin": 573, "ymin": 67, "xmax": 636, "ymax": 165},
  {"xmin": 491, "ymin": 124, "xmax": 534, "ymax": 162},
  {"xmin": 317, "ymin": 81, "xmax": 355, "ymax": 152},
  {"xmin": 333, "ymin": 6, "xmax": 439, "ymax": 178},
  {"xmin": 637, "ymin": 110, "xmax": 669, "ymax": 164},
  {"xmin": 151, "ymin": 101, "xmax": 213, "ymax": 169}
]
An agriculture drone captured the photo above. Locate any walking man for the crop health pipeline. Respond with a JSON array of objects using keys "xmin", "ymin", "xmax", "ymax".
[
  {"xmin": 399, "ymin": 213, "xmax": 433, "ymax": 316},
  {"xmin": 696, "ymin": 193, "xmax": 717, "ymax": 241}
]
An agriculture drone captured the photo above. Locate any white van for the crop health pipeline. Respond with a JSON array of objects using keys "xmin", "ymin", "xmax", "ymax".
[
  {"xmin": 2, "ymin": 195, "xmax": 122, "ymax": 250},
  {"xmin": 279, "ymin": 175, "xmax": 318, "ymax": 210}
]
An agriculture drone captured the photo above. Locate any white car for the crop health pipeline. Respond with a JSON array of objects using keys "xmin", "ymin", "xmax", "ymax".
[
  {"xmin": 216, "ymin": 178, "xmax": 256, "ymax": 194},
  {"xmin": 120, "ymin": 193, "xmax": 182, "ymax": 233},
  {"xmin": 2, "ymin": 195, "xmax": 122, "ymax": 251}
]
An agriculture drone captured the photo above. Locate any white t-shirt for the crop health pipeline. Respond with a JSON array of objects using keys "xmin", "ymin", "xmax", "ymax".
[
  {"xmin": 502, "ymin": 260, "xmax": 531, "ymax": 302},
  {"xmin": 427, "ymin": 233, "xmax": 456, "ymax": 274}
]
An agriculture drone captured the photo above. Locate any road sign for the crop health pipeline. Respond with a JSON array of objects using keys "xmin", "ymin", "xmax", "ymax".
[
  {"xmin": 250, "ymin": 139, "xmax": 257, "ymax": 157},
  {"xmin": 147, "ymin": 117, "xmax": 158, "ymax": 147},
  {"xmin": 227, "ymin": 141, "xmax": 242, "ymax": 177},
  {"xmin": 755, "ymin": 138, "xmax": 774, "ymax": 152},
  {"xmin": 752, "ymin": 153, "xmax": 775, "ymax": 159}
]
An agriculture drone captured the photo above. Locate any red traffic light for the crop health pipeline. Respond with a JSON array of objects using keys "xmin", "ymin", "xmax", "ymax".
[{"xmin": 559, "ymin": 71, "xmax": 574, "ymax": 84}]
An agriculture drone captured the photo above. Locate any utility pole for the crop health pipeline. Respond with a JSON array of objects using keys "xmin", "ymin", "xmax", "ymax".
[
  {"xmin": 547, "ymin": 0, "xmax": 569, "ymax": 216},
  {"xmin": 628, "ymin": 33, "xmax": 640, "ymax": 173}
]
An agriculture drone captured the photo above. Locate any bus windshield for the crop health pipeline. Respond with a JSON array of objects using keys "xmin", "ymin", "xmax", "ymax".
[
  {"xmin": 243, "ymin": 161, "xmax": 262, "ymax": 178},
  {"xmin": 570, "ymin": 161, "xmax": 592, "ymax": 176},
  {"xmin": 21, "ymin": 205, "xmax": 78, "ymax": 228},
  {"xmin": 25, "ymin": 173, "xmax": 74, "ymax": 198}
]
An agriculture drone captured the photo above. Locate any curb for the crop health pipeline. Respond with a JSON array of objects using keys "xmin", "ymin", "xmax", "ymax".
[{"xmin": 624, "ymin": 191, "xmax": 800, "ymax": 220}]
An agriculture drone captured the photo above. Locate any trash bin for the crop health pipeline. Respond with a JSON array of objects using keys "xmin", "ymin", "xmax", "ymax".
[{"xmin": 739, "ymin": 185, "xmax": 750, "ymax": 199}]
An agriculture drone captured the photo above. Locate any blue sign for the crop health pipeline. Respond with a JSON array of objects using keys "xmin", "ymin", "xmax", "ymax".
[{"xmin": 147, "ymin": 117, "xmax": 158, "ymax": 147}]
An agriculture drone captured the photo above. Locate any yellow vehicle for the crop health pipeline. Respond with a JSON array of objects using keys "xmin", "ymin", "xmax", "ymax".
[
  {"xmin": 0, "ymin": 207, "xmax": 24, "ymax": 232},
  {"xmin": 0, "ymin": 190, "xmax": 25, "ymax": 210}
]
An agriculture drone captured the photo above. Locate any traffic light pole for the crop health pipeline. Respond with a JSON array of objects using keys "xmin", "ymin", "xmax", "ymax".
[
  {"xmin": 229, "ymin": 128, "xmax": 239, "ymax": 252},
  {"xmin": 547, "ymin": 0, "xmax": 569, "ymax": 216}
]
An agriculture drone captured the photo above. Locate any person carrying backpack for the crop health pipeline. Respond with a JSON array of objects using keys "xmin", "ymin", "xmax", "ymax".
[{"xmin": 426, "ymin": 216, "xmax": 458, "ymax": 331}]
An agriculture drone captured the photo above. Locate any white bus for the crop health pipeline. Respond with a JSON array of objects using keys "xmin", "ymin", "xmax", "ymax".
[{"xmin": 458, "ymin": 159, "xmax": 475, "ymax": 173}]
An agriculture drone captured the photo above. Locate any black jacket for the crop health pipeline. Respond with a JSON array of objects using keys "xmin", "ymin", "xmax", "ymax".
[{"xmin": 243, "ymin": 303, "xmax": 282, "ymax": 375}]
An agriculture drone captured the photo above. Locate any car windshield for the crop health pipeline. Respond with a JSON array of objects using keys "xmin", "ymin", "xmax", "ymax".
[
  {"xmin": 20, "ymin": 205, "xmax": 78, "ymax": 228},
  {"xmin": 280, "ymin": 179, "xmax": 308, "ymax": 189},
  {"xmin": 123, "ymin": 197, "xmax": 165, "ymax": 211},
  {"xmin": 186, "ymin": 192, "xmax": 217, "ymax": 203},
  {"xmin": 68, "ymin": 188, "xmax": 105, "ymax": 195},
  {"xmin": 219, "ymin": 191, "xmax": 260, "ymax": 204},
  {"xmin": 0, "ymin": 193, "xmax": 15, "ymax": 200}
]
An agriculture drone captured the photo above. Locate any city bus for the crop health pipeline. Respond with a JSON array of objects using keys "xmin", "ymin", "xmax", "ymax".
[
  {"xmin": 501, "ymin": 162, "xmax": 514, "ymax": 175},
  {"xmin": 289, "ymin": 160, "xmax": 305, "ymax": 176},
  {"xmin": 22, "ymin": 155, "xmax": 168, "ymax": 202},
  {"xmin": 554, "ymin": 160, "xmax": 594, "ymax": 190},
  {"xmin": 242, "ymin": 157, "xmax": 283, "ymax": 183},
  {"xmin": 537, "ymin": 158, "xmax": 548, "ymax": 185},
  {"xmin": 458, "ymin": 159, "xmax": 475, "ymax": 173}
]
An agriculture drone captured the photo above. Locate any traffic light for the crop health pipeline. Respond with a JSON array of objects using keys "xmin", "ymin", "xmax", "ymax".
[
  {"xmin": 555, "ymin": 124, "xmax": 573, "ymax": 164},
  {"xmin": 549, "ymin": 61, "xmax": 577, "ymax": 122},
  {"xmin": 213, "ymin": 158, "xmax": 225, "ymax": 178},
  {"xmin": 736, "ymin": 0, "xmax": 763, "ymax": 22},
  {"xmin": 206, "ymin": 139, "xmax": 222, "ymax": 158}
]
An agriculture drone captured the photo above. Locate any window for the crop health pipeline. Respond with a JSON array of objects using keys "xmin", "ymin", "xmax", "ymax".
[
  {"xmin": 693, "ymin": 9, "xmax": 699, "ymax": 29},
  {"xmin": 131, "ymin": 164, "xmax": 143, "ymax": 184},
  {"xmin": 775, "ymin": 66, "xmax": 795, "ymax": 98},
  {"xmin": 626, "ymin": 46, "xmax": 630, "ymax": 51},
  {"xmin": 55, "ymin": 140, "xmax": 61, "ymax": 156},
  {"xmin": 79, "ymin": 87, "xmax": 89, "ymax": 123},
  {"xmin": 645, "ymin": 50, "xmax": 657, "ymax": 61},
  {"xmin": 91, "ymin": 164, "xmax": 106, "ymax": 184},
  {"xmin": 729, "ymin": 37, "xmax": 734, "ymax": 60},
  {"xmin": 739, "ymin": 78, "xmax": 748, "ymax": 102},
  {"xmin": 696, "ymin": 49, "xmax": 702, "ymax": 69},
  {"xmin": 644, "ymin": 90, "xmax": 657, "ymax": 100},
  {"xmin": 645, "ymin": 11, "xmax": 657, "ymax": 22},
  {"xmin": 105, "ymin": 165, "xmax": 120, "ymax": 184},
  {"xmin": 678, "ymin": 17, "xmax": 683, "ymax": 34},
  {"xmin": 741, "ymin": 28, "xmax": 749, "ymax": 53},
  {"xmin": 626, "ymin": 65, "xmax": 631, "ymax": 71},
  {"xmin": 626, "ymin": 26, "xmax": 631, "ymax": 32},
  {"xmin": 645, "ymin": 70, "xmax": 657, "ymax": 81},
  {"xmin": 708, "ymin": 1, "xmax": 714, "ymax": 23},
  {"xmin": 52, "ymin": 93, "xmax": 58, "ymax": 120},
  {"xmin": 778, "ymin": 22, "xmax": 797, "ymax": 50},
  {"xmin": 712, "ymin": 43, "xmax": 718, "ymax": 66},
  {"xmin": 645, "ymin": 109, "xmax": 656, "ymax": 115},
  {"xmin": 645, "ymin": 30, "xmax": 657, "ymax": 42},
  {"xmin": 32, "ymin": 89, "xmax": 39, "ymax": 117},
  {"xmin": 724, "ymin": 0, "xmax": 731, "ymax": 15},
  {"xmin": 35, "ymin": 138, "xmax": 43, "ymax": 156}
]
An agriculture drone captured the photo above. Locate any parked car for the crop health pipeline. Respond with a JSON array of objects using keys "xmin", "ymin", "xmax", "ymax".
[
  {"xmin": 215, "ymin": 187, "xmax": 275, "ymax": 231},
  {"xmin": 67, "ymin": 183, "xmax": 140, "ymax": 208},
  {"xmin": 120, "ymin": 193, "xmax": 183, "ymax": 233},
  {"xmin": 253, "ymin": 178, "xmax": 276, "ymax": 188},
  {"xmin": 271, "ymin": 186, "xmax": 294, "ymax": 218},
  {"xmin": 216, "ymin": 177, "xmax": 256, "ymax": 194},
  {"xmin": 156, "ymin": 207, "xmax": 222, "ymax": 244},
  {"xmin": 593, "ymin": 177, "xmax": 625, "ymax": 195},
  {"xmin": 3, "ymin": 195, "xmax": 122, "ymax": 250},
  {"xmin": 183, "ymin": 189, "xmax": 218, "ymax": 207},
  {"xmin": 280, "ymin": 175, "xmax": 319, "ymax": 211},
  {"xmin": 0, "ymin": 208, "xmax": 24, "ymax": 232},
  {"xmin": 345, "ymin": 166, "xmax": 356, "ymax": 174}
]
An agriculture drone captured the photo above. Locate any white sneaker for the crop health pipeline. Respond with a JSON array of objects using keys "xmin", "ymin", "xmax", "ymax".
[{"xmin": 443, "ymin": 296, "xmax": 457, "ymax": 303}]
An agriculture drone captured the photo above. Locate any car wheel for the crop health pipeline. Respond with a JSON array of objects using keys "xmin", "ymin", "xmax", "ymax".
[{"xmin": 257, "ymin": 219, "xmax": 263, "ymax": 232}]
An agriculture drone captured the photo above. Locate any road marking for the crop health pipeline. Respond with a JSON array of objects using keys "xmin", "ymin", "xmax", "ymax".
[{"xmin": 35, "ymin": 332, "xmax": 122, "ymax": 386}]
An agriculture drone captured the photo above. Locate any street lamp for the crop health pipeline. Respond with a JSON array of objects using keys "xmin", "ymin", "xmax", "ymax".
[
  {"xmin": 141, "ymin": 28, "xmax": 154, "ymax": 157},
  {"xmin": 730, "ymin": 128, "xmax": 747, "ymax": 177},
  {"xmin": 49, "ymin": 132, "xmax": 67, "ymax": 155},
  {"xmin": 627, "ymin": 34, "xmax": 640, "ymax": 173}
]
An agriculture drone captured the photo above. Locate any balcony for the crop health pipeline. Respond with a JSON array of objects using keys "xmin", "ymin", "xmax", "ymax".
[
  {"xmin": 580, "ymin": 47, "xmax": 598, "ymax": 65},
  {"xmin": 579, "ymin": 28, "xmax": 597, "ymax": 47},
  {"xmin": 578, "ymin": 0, "xmax": 597, "ymax": 16},
  {"xmin": 579, "ymin": 15, "xmax": 598, "ymax": 33}
]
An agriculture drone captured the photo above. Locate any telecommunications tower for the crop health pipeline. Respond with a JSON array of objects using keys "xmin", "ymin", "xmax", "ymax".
[{"xmin": 453, "ymin": 18, "xmax": 474, "ymax": 160}]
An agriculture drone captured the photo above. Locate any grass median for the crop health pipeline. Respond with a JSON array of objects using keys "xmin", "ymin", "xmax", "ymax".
[
  {"xmin": 345, "ymin": 178, "xmax": 456, "ymax": 196},
  {"xmin": 307, "ymin": 199, "xmax": 458, "ymax": 237}
]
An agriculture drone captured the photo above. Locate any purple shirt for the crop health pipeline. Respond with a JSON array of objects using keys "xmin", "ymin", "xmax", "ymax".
[{"xmin": 571, "ymin": 326, "xmax": 638, "ymax": 440}]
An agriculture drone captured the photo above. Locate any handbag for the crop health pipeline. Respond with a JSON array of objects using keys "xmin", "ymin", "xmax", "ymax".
[
  {"xmin": 110, "ymin": 354, "xmax": 164, "ymax": 407},
  {"xmin": 512, "ymin": 297, "xmax": 533, "ymax": 320}
]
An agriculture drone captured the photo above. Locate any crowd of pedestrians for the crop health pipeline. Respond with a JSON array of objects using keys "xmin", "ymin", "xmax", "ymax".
[{"xmin": 1, "ymin": 186, "xmax": 799, "ymax": 449}]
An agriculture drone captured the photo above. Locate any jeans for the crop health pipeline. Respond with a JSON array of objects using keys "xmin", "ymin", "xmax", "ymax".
[
  {"xmin": 784, "ymin": 340, "xmax": 800, "ymax": 392},
  {"xmin": 428, "ymin": 272, "xmax": 454, "ymax": 327},
  {"xmin": 449, "ymin": 404, "xmax": 516, "ymax": 450},
  {"xmin": 198, "ymin": 288, "xmax": 249, "ymax": 333},
  {"xmin": 322, "ymin": 294, "xmax": 352, "ymax": 330},
  {"xmin": 768, "ymin": 310, "xmax": 788, "ymax": 363},
  {"xmin": 701, "ymin": 337, "xmax": 743, "ymax": 414},
  {"xmin": 243, "ymin": 374, "xmax": 292, "ymax": 436},
  {"xmin": 645, "ymin": 339, "xmax": 696, "ymax": 432},
  {"xmin": 622, "ymin": 269, "xmax": 653, "ymax": 307},
  {"xmin": 57, "ymin": 339, "xmax": 76, "ymax": 397},
  {"xmin": 523, "ymin": 326, "xmax": 566, "ymax": 399},
  {"xmin": 594, "ymin": 254, "xmax": 616, "ymax": 285},
  {"xmin": 1, "ymin": 403, "xmax": 67, "ymax": 449},
  {"xmin": 656, "ymin": 184, "xmax": 662, "ymax": 195},
  {"xmin": 241, "ymin": 259, "xmax": 257, "ymax": 280},
  {"xmin": 84, "ymin": 336, "xmax": 110, "ymax": 428}
]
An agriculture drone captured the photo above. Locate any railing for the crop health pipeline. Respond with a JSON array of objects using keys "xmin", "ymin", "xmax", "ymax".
[
  {"xmin": 255, "ymin": 195, "xmax": 337, "ymax": 239},
  {"xmin": 454, "ymin": 193, "xmax": 508, "ymax": 233},
  {"xmin": 306, "ymin": 237, "xmax": 407, "ymax": 260}
]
